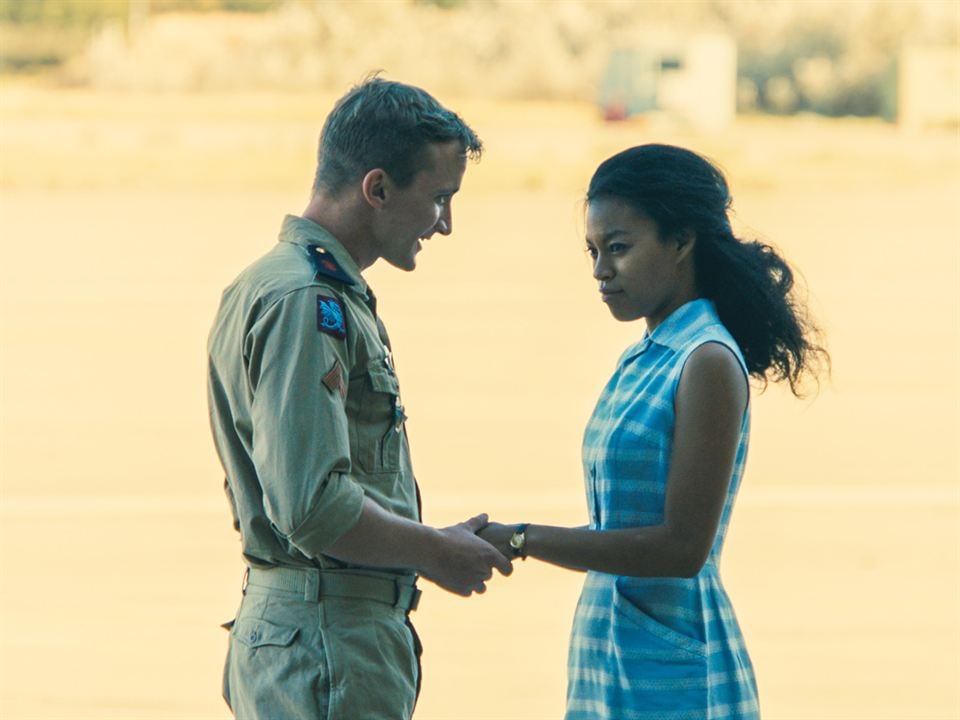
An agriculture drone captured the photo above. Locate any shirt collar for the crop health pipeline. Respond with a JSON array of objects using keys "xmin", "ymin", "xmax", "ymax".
[{"xmin": 278, "ymin": 214, "xmax": 368, "ymax": 295}]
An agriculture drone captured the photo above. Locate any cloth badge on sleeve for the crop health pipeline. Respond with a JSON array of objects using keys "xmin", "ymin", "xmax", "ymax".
[
  {"xmin": 316, "ymin": 295, "xmax": 346, "ymax": 339},
  {"xmin": 322, "ymin": 359, "xmax": 348, "ymax": 400}
]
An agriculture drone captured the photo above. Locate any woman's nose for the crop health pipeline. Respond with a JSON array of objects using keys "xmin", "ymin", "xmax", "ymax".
[{"xmin": 593, "ymin": 256, "xmax": 612, "ymax": 281}]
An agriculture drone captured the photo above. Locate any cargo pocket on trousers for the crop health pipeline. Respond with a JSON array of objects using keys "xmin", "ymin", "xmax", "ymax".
[
  {"xmin": 227, "ymin": 614, "xmax": 330, "ymax": 717},
  {"xmin": 233, "ymin": 617, "xmax": 300, "ymax": 650}
]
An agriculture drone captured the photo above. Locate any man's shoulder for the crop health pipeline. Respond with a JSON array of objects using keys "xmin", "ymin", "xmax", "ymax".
[{"xmin": 232, "ymin": 242, "xmax": 352, "ymax": 308}]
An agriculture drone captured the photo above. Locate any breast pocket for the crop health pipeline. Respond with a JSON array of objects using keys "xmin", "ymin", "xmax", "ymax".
[{"xmin": 350, "ymin": 360, "xmax": 403, "ymax": 474}]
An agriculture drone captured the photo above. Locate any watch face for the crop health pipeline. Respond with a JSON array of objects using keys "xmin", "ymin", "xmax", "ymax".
[{"xmin": 509, "ymin": 535, "xmax": 522, "ymax": 549}]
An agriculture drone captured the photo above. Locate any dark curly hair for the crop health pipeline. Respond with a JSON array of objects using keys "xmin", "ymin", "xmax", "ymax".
[{"xmin": 587, "ymin": 144, "xmax": 829, "ymax": 396}]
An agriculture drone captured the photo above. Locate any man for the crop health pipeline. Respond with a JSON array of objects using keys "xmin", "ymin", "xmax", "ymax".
[{"xmin": 207, "ymin": 78, "xmax": 512, "ymax": 719}]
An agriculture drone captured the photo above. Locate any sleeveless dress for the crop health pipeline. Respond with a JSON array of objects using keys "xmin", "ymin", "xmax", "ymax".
[{"xmin": 566, "ymin": 299, "xmax": 760, "ymax": 720}]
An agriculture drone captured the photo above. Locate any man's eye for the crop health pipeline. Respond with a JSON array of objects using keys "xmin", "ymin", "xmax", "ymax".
[
  {"xmin": 586, "ymin": 246, "xmax": 598, "ymax": 259},
  {"xmin": 608, "ymin": 242, "xmax": 627, "ymax": 253},
  {"xmin": 436, "ymin": 196, "xmax": 450, "ymax": 207}
]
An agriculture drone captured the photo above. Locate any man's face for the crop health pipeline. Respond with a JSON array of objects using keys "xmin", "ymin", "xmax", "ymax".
[{"xmin": 375, "ymin": 141, "xmax": 468, "ymax": 271}]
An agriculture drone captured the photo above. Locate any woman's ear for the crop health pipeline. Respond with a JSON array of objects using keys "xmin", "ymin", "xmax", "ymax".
[
  {"xmin": 361, "ymin": 169, "xmax": 388, "ymax": 208},
  {"xmin": 675, "ymin": 228, "xmax": 696, "ymax": 263}
]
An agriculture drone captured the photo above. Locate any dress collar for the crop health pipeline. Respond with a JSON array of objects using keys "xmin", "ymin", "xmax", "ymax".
[
  {"xmin": 619, "ymin": 298, "xmax": 720, "ymax": 365},
  {"xmin": 646, "ymin": 298, "xmax": 720, "ymax": 351}
]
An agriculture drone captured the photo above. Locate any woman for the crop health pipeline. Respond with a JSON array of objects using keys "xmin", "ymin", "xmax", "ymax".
[{"xmin": 480, "ymin": 144, "xmax": 828, "ymax": 719}]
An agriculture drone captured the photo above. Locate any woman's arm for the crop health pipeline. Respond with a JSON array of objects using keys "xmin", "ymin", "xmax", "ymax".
[{"xmin": 480, "ymin": 342, "xmax": 748, "ymax": 578}]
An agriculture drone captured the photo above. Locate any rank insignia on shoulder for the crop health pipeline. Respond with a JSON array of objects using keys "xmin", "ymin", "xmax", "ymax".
[
  {"xmin": 317, "ymin": 295, "xmax": 347, "ymax": 339},
  {"xmin": 306, "ymin": 246, "xmax": 355, "ymax": 286}
]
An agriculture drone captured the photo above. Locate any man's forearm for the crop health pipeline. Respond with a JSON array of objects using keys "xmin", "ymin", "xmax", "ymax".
[
  {"xmin": 323, "ymin": 498, "xmax": 514, "ymax": 597},
  {"xmin": 323, "ymin": 497, "xmax": 441, "ymax": 573}
]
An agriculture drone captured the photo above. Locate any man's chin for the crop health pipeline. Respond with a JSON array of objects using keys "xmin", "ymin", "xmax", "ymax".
[{"xmin": 384, "ymin": 255, "xmax": 418, "ymax": 272}]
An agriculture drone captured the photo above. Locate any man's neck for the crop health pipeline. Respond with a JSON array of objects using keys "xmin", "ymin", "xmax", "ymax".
[{"xmin": 302, "ymin": 191, "xmax": 377, "ymax": 271}]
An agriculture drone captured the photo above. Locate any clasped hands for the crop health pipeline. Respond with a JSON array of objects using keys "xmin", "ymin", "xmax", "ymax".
[
  {"xmin": 476, "ymin": 519, "xmax": 519, "ymax": 561},
  {"xmin": 421, "ymin": 514, "xmax": 522, "ymax": 598}
]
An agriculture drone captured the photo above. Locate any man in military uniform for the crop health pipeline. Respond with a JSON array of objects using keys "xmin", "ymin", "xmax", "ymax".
[{"xmin": 207, "ymin": 78, "xmax": 512, "ymax": 719}]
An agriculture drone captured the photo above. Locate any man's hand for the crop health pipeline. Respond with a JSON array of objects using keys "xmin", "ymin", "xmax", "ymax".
[
  {"xmin": 476, "ymin": 521, "xmax": 517, "ymax": 560},
  {"xmin": 420, "ymin": 514, "xmax": 513, "ymax": 597}
]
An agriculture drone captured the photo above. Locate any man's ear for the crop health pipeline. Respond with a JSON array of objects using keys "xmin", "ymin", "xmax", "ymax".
[
  {"xmin": 675, "ymin": 228, "xmax": 696, "ymax": 263},
  {"xmin": 361, "ymin": 169, "xmax": 388, "ymax": 208}
]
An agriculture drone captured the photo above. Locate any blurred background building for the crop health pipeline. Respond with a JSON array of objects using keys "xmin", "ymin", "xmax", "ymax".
[
  {"xmin": 599, "ymin": 33, "xmax": 737, "ymax": 131},
  {"xmin": 898, "ymin": 43, "xmax": 960, "ymax": 131}
]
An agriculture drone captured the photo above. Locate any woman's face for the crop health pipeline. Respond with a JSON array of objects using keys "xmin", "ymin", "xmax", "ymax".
[{"xmin": 585, "ymin": 197, "xmax": 694, "ymax": 329}]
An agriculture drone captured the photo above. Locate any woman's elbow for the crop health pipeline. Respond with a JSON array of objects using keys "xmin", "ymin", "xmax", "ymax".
[
  {"xmin": 664, "ymin": 537, "xmax": 711, "ymax": 578},
  {"xmin": 674, "ymin": 553, "xmax": 708, "ymax": 578},
  {"xmin": 622, "ymin": 531, "xmax": 710, "ymax": 578}
]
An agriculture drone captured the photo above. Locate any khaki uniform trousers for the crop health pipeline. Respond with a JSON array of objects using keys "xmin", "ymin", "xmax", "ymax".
[{"xmin": 223, "ymin": 567, "xmax": 421, "ymax": 719}]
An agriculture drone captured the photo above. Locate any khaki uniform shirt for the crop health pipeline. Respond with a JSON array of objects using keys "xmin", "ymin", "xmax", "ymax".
[{"xmin": 207, "ymin": 215, "xmax": 420, "ymax": 571}]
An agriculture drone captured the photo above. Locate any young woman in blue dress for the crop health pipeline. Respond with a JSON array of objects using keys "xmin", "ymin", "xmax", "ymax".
[{"xmin": 479, "ymin": 144, "xmax": 829, "ymax": 719}]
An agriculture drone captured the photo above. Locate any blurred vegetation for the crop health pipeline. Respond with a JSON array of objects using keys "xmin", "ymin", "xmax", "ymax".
[
  {"xmin": 0, "ymin": 0, "xmax": 124, "ymax": 26},
  {"xmin": 0, "ymin": 0, "xmax": 279, "ymax": 23},
  {"xmin": 0, "ymin": 0, "xmax": 120, "ymax": 72},
  {"xmin": 0, "ymin": 0, "xmax": 280, "ymax": 73},
  {"xmin": 731, "ymin": 2, "xmax": 908, "ymax": 119},
  {"xmin": 0, "ymin": 0, "xmax": 954, "ymax": 121},
  {"xmin": 415, "ymin": 0, "xmax": 467, "ymax": 8}
]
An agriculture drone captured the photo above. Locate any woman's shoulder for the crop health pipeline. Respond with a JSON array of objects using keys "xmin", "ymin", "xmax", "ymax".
[{"xmin": 670, "ymin": 302, "xmax": 748, "ymax": 378}]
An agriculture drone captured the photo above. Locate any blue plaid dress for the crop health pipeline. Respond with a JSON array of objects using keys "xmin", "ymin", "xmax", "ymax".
[{"xmin": 566, "ymin": 299, "xmax": 760, "ymax": 720}]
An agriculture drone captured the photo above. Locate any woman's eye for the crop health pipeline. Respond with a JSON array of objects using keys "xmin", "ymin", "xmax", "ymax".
[
  {"xmin": 586, "ymin": 246, "xmax": 598, "ymax": 259},
  {"xmin": 608, "ymin": 242, "xmax": 627, "ymax": 253},
  {"xmin": 436, "ymin": 196, "xmax": 450, "ymax": 207}
]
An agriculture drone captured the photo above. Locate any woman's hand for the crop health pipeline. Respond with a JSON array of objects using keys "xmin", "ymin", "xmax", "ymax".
[{"xmin": 477, "ymin": 521, "xmax": 517, "ymax": 560}]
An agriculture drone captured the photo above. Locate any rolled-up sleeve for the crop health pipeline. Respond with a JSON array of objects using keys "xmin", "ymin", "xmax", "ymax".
[{"xmin": 244, "ymin": 286, "xmax": 364, "ymax": 556}]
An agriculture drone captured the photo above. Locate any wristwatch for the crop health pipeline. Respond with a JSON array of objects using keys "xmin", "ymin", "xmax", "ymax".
[{"xmin": 508, "ymin": 523, "xmax": 529, "ymax": 560}]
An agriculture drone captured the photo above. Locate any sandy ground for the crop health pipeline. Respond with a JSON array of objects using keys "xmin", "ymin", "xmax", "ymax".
[{"xmin": 0, "ymin": 89, "xmax": 958, "ymax": 718}]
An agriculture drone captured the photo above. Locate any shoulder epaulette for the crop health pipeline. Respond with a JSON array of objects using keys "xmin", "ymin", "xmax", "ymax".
[{"xmin": 305, "ymin": 245, "xmax": 356, "ymax": 286}]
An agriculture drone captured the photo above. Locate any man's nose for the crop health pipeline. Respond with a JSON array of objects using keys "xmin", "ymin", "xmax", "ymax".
[{"xmin": 435, "ymin": 206, "xmax": 452, "ymax": 235}]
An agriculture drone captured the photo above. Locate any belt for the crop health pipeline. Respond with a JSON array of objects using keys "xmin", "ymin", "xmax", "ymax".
[{"xmin": 245, "ymin": 565, "xmax": 421, "ymax": 613}]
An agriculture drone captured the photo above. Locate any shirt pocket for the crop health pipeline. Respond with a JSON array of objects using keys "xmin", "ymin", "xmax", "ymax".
[{"xmin": 351, "ymin": 360, "xmax": 403, "ymax": 475}]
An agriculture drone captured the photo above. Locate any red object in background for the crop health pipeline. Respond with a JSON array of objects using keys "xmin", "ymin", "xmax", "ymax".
[{"xmin": 603, "ymin": 100, "xmax": 628, "ymax": 122}]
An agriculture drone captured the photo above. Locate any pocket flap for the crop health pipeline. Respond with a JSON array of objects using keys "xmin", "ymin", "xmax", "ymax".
[
  {"xmin": 367, "ymin": 362, "xmax": 399, "ymax": 395},
  {"xmin": 233, "ymin": 618, "xmax": 299, "ymax": 649}
]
